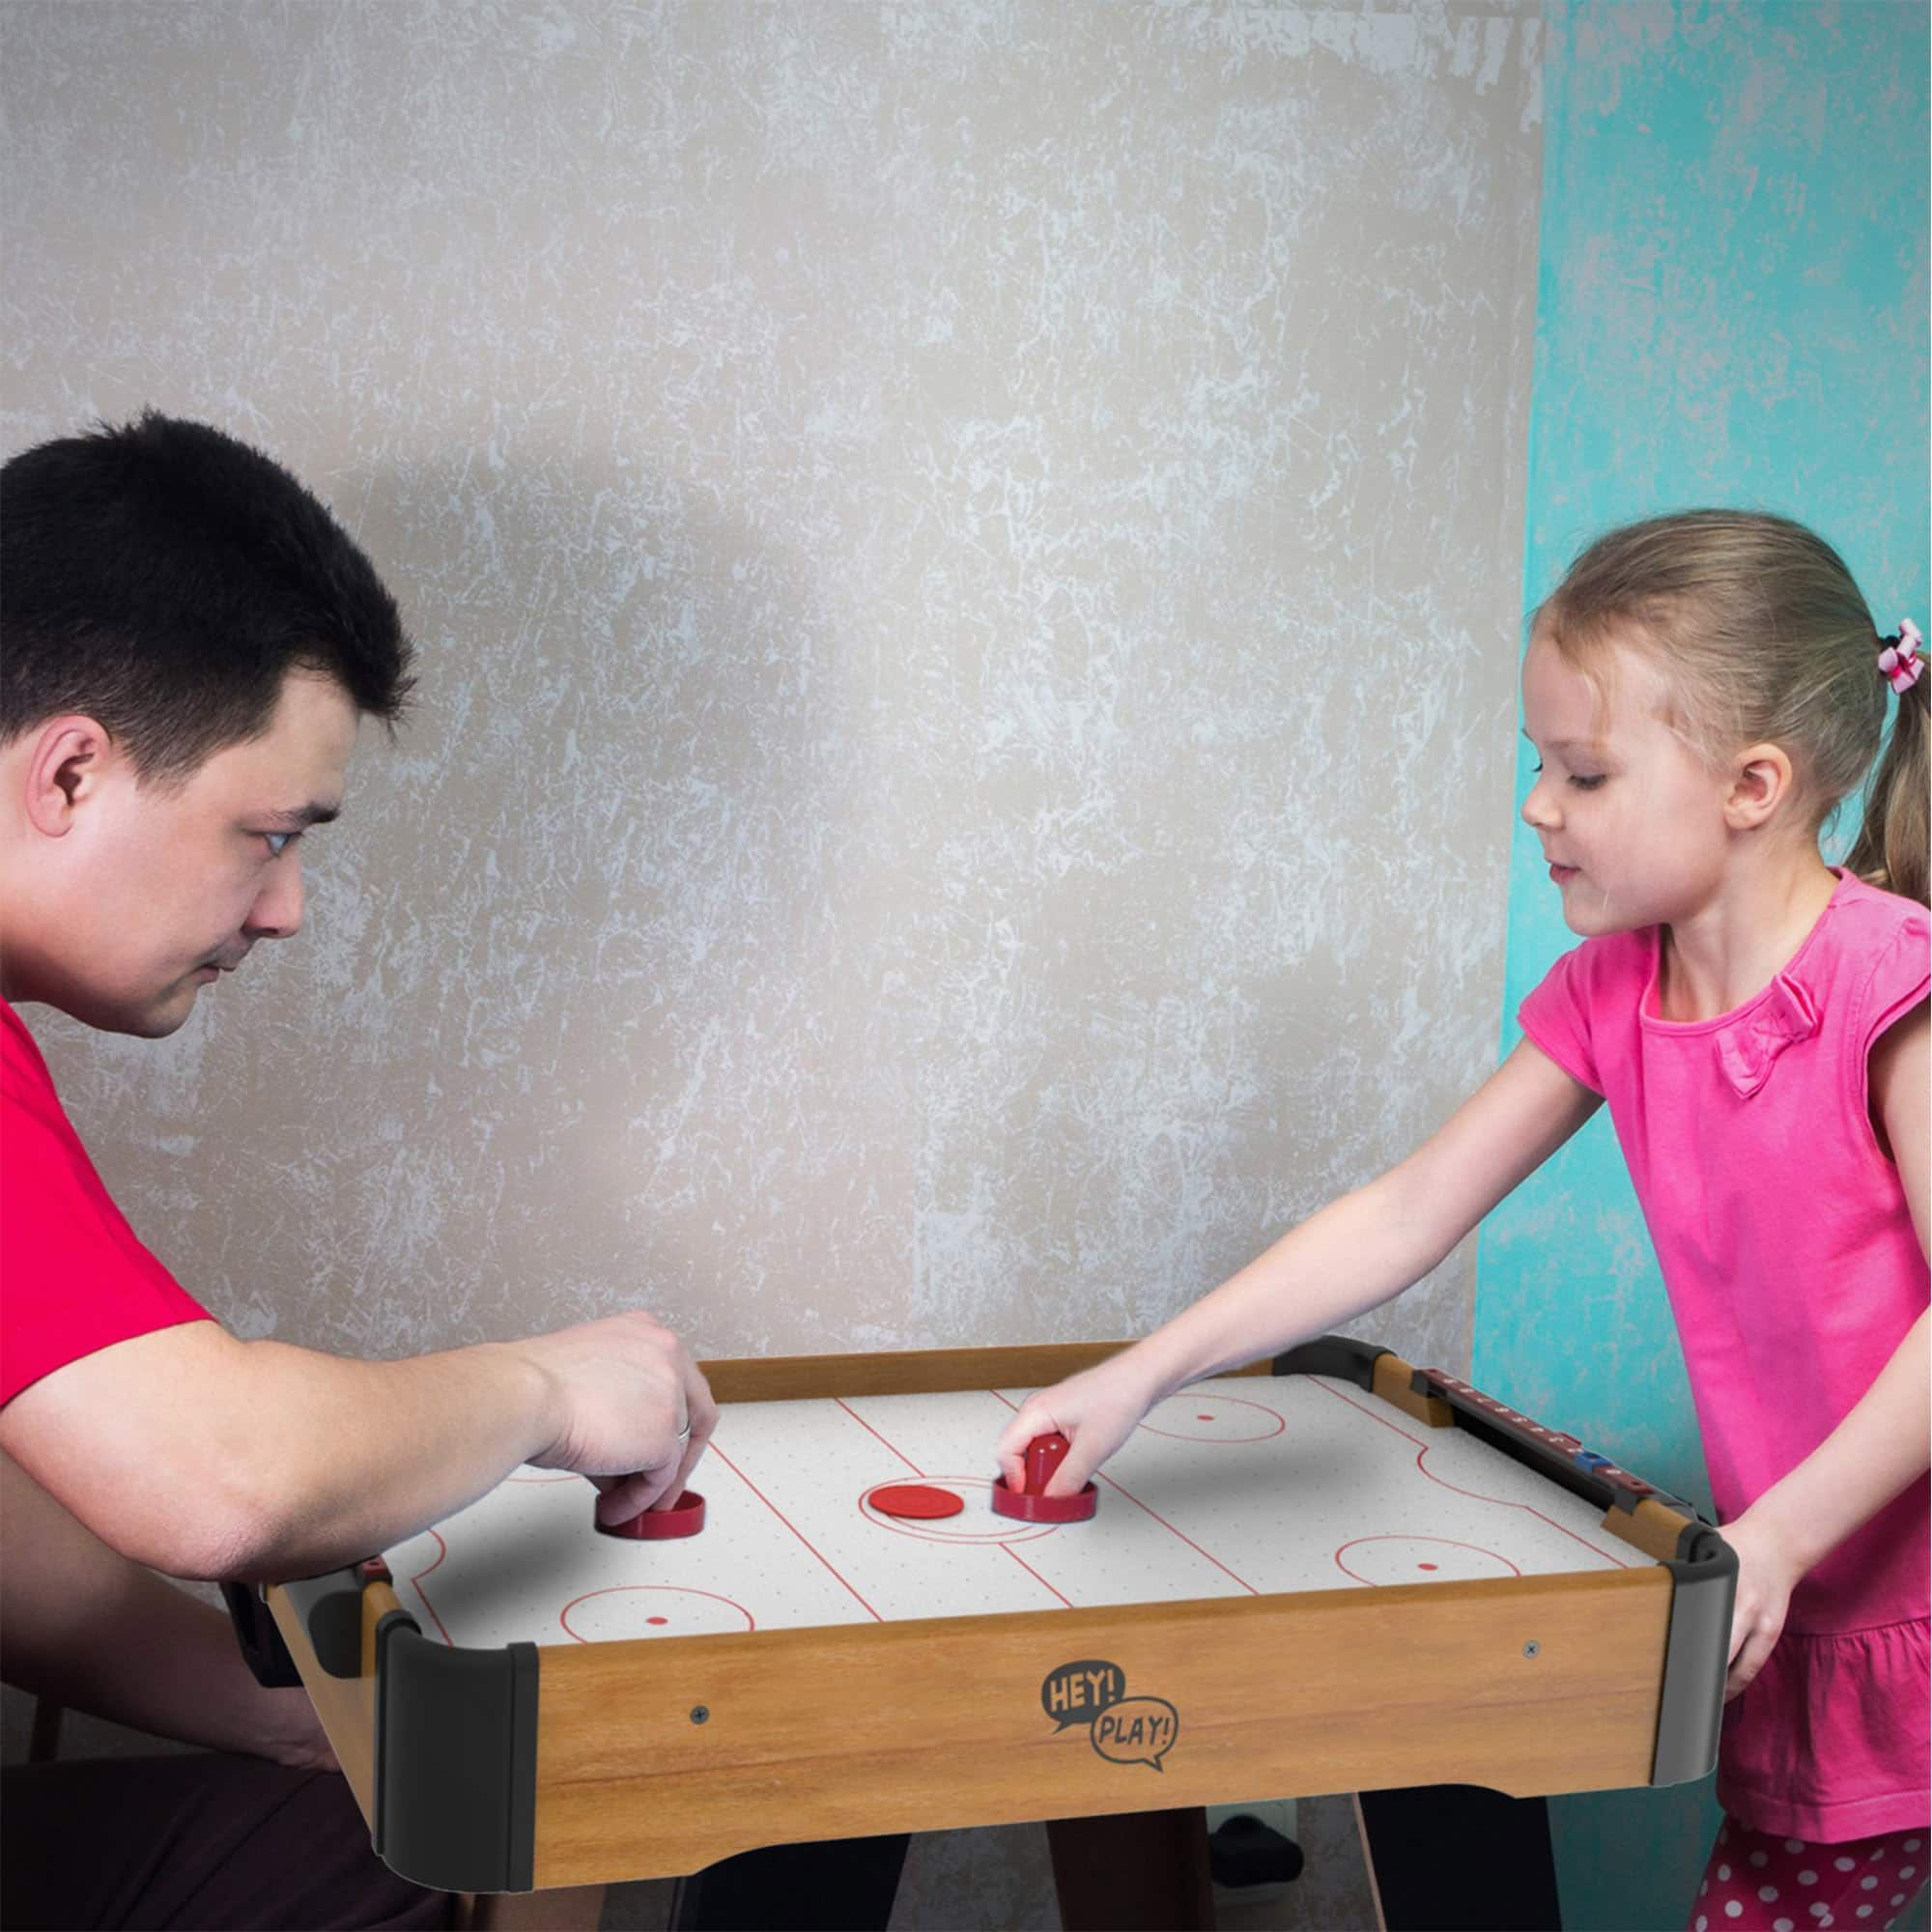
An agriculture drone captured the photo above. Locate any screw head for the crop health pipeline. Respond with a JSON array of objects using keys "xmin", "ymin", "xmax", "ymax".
[
  {"xmin": 691, "ymin": 1705, "xmax": 710, "ymax": 1724},
  {"xmin": 1522, "ymin": 1641, "xmax": 1541, "ymax": 1660}
]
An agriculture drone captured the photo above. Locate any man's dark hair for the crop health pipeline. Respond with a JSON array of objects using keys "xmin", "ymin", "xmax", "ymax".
[{"xmin": 1, "ymin": 412, "xmax": 414, "ymax": 784}]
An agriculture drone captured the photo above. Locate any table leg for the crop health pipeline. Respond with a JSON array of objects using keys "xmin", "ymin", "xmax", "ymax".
[
  {"xmin": 668, "ymin": 1834, "xmax": 910, "ymax": 1930},
  {"xmin": 1046, "ymin": 1807, "xmax": 1213, "ymax": 1932},
  {"xmin": 458, "ymin": 1884, "xmax": 606, "ymax": 1931},
  {"xmin": 1355, "ymin": 1785, "xmax": 1561, "ymax": 1931},
  {"xmin": 27, "ymin": 1696, "xmax": 63, "ymax": 1763}
]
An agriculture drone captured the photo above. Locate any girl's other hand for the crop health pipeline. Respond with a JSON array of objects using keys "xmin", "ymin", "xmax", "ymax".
[
  {"xmin": 997, "ymin": 1353, "xmax": 1165, "ymax": 1497},
  {"xmin": 1719, "ymin": 1506, "xmax": 1802, "ymax": 1701}
]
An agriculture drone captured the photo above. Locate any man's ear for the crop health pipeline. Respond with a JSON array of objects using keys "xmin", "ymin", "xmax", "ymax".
[
  {"xmin": 1723, "ymin": 740, "xmax": 1796, "ymax": 832},
  {"xmin": 21, "ymin": 717, "xmax": 118, "ymax": 838}
]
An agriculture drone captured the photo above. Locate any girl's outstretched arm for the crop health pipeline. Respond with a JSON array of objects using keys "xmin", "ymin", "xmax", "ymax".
[{"xmin": 996, "ymin": 1037, "xmax": 1603, "ymax": 1495}]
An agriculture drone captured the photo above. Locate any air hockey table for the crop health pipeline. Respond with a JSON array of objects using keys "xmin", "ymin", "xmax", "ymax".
[{"xmin": 225, "ymin": 1334, "xmax": 1733, "ymax": 1926}]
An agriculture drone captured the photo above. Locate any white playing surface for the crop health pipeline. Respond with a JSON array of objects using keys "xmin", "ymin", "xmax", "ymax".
[{"xmin": 383, "ymin": 1377, "xmax": 1640, "ymax": 1651}]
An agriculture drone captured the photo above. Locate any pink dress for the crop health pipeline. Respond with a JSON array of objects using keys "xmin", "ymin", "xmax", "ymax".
[{"xmin": 1520, "ymin": 869, "xmax": 1929, "ymax": 1841}]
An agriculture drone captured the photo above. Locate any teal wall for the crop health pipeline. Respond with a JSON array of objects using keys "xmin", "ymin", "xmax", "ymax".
[{"xmin": 1474, "ymin": 4, "xmax": 1930, "ymax": 1928}]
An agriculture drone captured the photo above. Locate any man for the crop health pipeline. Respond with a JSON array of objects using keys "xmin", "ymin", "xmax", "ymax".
[{"xmin": 0, "ymin": 413, "xmax": 720, "ymax": 1928}]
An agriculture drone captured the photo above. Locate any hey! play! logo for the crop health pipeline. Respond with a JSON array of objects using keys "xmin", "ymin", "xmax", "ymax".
[{"xmin": 1039, "ymin": 1658, "xmax": 1180, "ymax": 1772}]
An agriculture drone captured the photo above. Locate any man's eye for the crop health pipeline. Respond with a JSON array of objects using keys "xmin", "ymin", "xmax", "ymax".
[
  {"xmin": 1569, "ymin": 776, "xmax": 1606, "ymax": 791},
  {"xmin": 263, "ymin": 831, "xmax": 296, "ymax": 857}
]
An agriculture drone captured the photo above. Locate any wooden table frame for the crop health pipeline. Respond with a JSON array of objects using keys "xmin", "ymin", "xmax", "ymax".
[{"xmin": 226, "ymin": 1335, "xmax": 1733, "ymax": 1902}]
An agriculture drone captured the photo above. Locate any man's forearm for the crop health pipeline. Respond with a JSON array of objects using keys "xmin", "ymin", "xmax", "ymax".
[
  {"xmin": 222, "ymin": 1334, "xmax": 561, "ymax": 1577},
  {"xmin": 3, "ymin": 1322, "xmax": 560, "ymax": 1581},
  {"xmin": 0, "ymin": 1450, "xmax": 316, "ymax": 1756}
]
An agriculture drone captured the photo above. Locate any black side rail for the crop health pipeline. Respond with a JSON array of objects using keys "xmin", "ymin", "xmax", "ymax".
[
  {"xmin": 1274, "ymin": 1334, "xmax": 1735, "ymax": 1787},
  {"xmin": 221, "ymin": 1562, "xmax": 541, "ymax": 1892}
]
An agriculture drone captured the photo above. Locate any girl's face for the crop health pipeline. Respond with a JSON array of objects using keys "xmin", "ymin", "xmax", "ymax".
[{"xmin": 1520, "ymin": 630, "xmax": 1733, "ymax": 936}]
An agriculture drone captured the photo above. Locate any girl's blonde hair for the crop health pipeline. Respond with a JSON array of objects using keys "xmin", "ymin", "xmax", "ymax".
[{"xmin": 1534, "ymin": 509, "xmax": 1929, "ymax": 906}]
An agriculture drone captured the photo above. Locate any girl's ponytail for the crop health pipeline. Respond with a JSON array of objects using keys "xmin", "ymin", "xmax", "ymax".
[{"xmin": 1846, "ymin": 639, "xmax": 1930, "ymax": 907}]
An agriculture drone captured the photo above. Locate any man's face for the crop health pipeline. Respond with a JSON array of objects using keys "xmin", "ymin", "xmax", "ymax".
[{"xmin": 14, "ymin": 670, "xmax": 359, "ymax": 1037}]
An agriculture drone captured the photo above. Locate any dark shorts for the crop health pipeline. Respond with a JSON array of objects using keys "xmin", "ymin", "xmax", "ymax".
[
  {"xmin": 1, "ymin": 1753, "xmax": 454, "ymax": 1931},
  {"xmin": 1, "ymin": 1751, "xmax": 915, "ymax": 1930}
]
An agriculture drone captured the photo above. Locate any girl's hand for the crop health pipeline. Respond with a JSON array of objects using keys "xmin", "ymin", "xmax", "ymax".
[
  {"xmin": 1719, "ymin": 1507, "xmax": 1804, "ymax": 1701},
  {"xmin": 997, "ymin": 1353, "xmax": 1165, "ymax": 1497}
]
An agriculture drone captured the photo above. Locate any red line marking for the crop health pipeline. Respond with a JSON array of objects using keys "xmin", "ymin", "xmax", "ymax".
[
  {"xmin": 1305, "ymin": 1378, "xmax": 1634, "ymax": 1570},
  {"xmin": 1406, "ymin": 1448, "xmax": 1634, "ymax": 1568},
  {"xmin": 704, "ymin": 1441, "xmax": 885, "ymax": 1623},
  {"xmin": 1000, "ymin": 1542, "xmax": 1075, "ymax": 1608},
  {"xmin": 1305, "ymin": 1375, "xmax": 1436, "ymax": 1451},
  {"xmin": 1094, "ymin": 1474, "xmax": 1263, "ymax": 1595},
  {"xmin": 990, "ymin": 1390, "xmax": 1262, "ymax": 1597},
  {"xmin": 836, "ymin": 1397, "xmax": 926, "ymax": 1475},
  {"xmin": 845, "ymin": 1396, "xmax": 1073, "ymax": 1609},
  {"xmin": 406, "ymin": 1528, "xmax": 455, "ymax": 1645}
]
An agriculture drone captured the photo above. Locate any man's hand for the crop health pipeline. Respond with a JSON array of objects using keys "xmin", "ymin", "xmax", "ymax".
[
  {"xmin": 515, "ymin": 1311, "xmax": 719, "ymax": 1525},
  {"xmin": 1, "ymin": 1306, "xmax": 723, "ymax": 1580}
]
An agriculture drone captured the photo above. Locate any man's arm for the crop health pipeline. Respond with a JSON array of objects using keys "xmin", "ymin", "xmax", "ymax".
[
  {"xmin": 0, "ymin": 1306, "xmax": 716, "ymax": 1581},
  {"xmin": 0, "ymin": 1449, "xmax": 330, "ymax": 1763}
]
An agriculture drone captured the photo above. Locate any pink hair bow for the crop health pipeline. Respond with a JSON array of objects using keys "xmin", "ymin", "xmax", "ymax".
[{"xmin": 1879, "ymin": 618, "xmax": 1923, "ymax": 695}]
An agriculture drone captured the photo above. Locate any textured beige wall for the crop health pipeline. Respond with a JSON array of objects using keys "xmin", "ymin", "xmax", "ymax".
[{"xmin": 2, "ymin": 3, "xmax": 1541, "ymax": 1923}]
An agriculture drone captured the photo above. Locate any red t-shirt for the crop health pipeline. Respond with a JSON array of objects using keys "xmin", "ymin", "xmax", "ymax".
[{"xmin": 0, "ymin": 1000, "xmax": 212, "ymax": 1406}]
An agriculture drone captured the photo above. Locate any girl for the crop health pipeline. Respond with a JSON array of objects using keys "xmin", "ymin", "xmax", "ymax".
[{"xmin": 998, "ymin": 511, "xmax": 1929, "ymax": 1932}]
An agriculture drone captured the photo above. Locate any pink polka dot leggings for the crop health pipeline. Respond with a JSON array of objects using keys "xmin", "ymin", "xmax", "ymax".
[{"xmin": 1690, "ymin": 1819, "xmax": 1927, "ymax": 1931}]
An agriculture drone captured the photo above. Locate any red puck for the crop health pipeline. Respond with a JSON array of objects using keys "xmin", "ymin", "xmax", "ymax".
[
  {"xmin": 869, "ymin": 1483, "xmax": 965, "ymax": 1520},
  {"xmin": 596, "ymin": 1489, "xmax": 706, "ymax": 1540}
]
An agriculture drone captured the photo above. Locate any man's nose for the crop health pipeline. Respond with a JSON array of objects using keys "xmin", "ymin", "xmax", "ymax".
[{"xmin": 243, "ymin": 859, "xmax": 305, "ymax": 940}]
